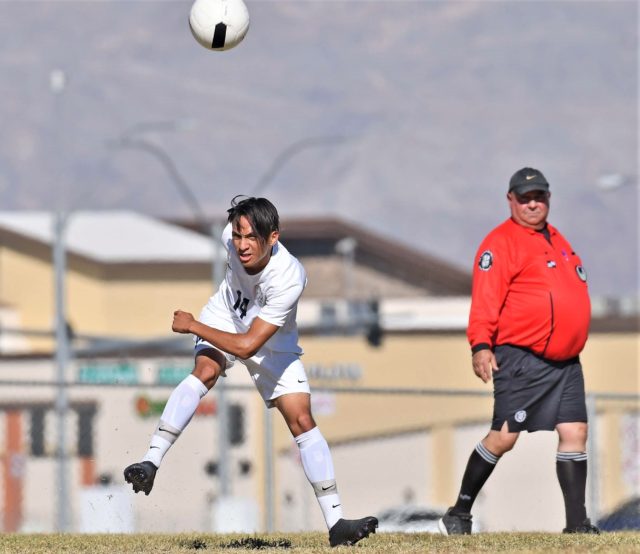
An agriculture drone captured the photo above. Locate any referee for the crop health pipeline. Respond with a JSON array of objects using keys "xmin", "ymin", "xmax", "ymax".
[{"xmin": 439, "ymin": 168, "xmax": 599, "ymax": 535}]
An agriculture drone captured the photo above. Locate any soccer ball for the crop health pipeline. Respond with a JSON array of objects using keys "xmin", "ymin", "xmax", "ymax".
[{"xmin": 189, "ymin": 0, "xmax": 250, "ymax": 51}]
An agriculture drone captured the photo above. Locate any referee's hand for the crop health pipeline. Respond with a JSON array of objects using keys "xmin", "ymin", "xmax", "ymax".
[{"xmin": 472, "ymin": 350, "xmax": 498, "ymax": 383}]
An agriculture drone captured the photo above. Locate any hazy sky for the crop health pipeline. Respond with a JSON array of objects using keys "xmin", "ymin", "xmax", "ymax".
[{"xmin": 0, "ymin": 0, "xmax": 637, "ymax": 298}]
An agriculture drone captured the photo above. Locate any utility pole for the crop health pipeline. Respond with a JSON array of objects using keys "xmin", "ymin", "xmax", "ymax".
[
  {"xmin": 53, "ymin": 212, "xmax": 71, "ymax": 531},
  {"xmin": 211, "ymin": 219, "xmax": 230, "ymax": 497},
  {"xmin": 111, "ymin": 124, "xmax": 233, "ymax": 501},
  {"xmin": 50, "ymin": 68, "xmax": 71, "ymax": 532}
]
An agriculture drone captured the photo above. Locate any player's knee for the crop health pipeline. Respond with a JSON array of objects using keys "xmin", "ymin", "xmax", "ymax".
[
  {"xmin": 485, "ymin": 429, "xmax": 518, "ymax": 455},
  {"xmin": 494, "ymin": 438, "xmax": 517, "ymax": 455},
  {"xmin": 191, "ymin": 367, "xmax": 217, "ymax": 389},
  {"xmin": 295, "ymin": 412, "xmax": 315, "ymax": 433},
  {"xmin": 558, "ymin": 422, "xmax": 588, "ymax": 449},
  {"xmin": 284, "ymin": 411, "xmax": 315, "ymax": 436},
  {"xmin": 192, "ymin": 361, "xmax": 222, "ymax": 389}
]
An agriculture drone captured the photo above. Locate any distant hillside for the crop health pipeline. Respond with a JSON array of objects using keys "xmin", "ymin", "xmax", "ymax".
[{"xmin": 0, "ymin": 0, "xmax": 636, "ymax": 297}]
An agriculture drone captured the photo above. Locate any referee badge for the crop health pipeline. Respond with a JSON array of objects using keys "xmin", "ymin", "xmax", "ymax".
[
  {"xmin": 478, "ymin": 250, "xmax": 493, "ymax": 271},
  {"xmin": 514, "ymin": 410, "xmax": 527, "ymax": 423},
  {"xmin": 575, "ymin": 265, "xmax": 587, "ymax": 282}
]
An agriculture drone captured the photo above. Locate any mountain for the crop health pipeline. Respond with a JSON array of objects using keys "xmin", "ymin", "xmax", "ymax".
[{"xmin": 0, "ymin": 0, "xmax": 637, "ymax": 299}]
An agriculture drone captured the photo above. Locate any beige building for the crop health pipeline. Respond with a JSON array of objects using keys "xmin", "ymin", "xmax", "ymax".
[{"xmin": 0, "ymin": 211, "xmax": 637, "ymax": 534}]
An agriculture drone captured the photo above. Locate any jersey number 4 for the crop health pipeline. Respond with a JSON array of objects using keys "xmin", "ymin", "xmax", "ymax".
[{"xmin": 233, "ymin": 290, "xmax": 250, "ymax": 319}]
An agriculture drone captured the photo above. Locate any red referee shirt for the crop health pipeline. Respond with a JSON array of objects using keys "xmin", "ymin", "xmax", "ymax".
[{"xmin": 467, "ymin": 218, "xmax": 590, "ymax": 361}]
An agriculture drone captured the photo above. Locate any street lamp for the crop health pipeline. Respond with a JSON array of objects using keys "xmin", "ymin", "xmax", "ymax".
[
  {"xmin": 252, "ymin": 135, "xmax": 350, "ymax": 197},
  {"xmin": 109, "ymin": 121, "xmax": 232, "ymax": 499},
  {"xmin": 50, "ymin": 67, "xmax": 73, "ymax": 533},
  {"xmin": 596, "ymin": 173, "xmax": 637, "ymax": 191},
  {"xmin": 109, "ymin": 122, "xmax": 207, "ymax": 229},
  {"xmin": 252, "ymin": 135, "xmax": 354, "ymax": 530}
]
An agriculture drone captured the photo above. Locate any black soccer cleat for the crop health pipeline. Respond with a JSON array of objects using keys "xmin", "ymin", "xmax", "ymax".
[
  {"xmin": 124, "ymin": 461, "xmax": 158, "ymax": 496},
  {"xmin": 438, "ymin": 507, "xmax": 473, "ymax": 535},
  {"xmin": 329, "ymin": 516, "xmax": 378, "ymax": 547},
  {"xmin": 563, "ymin": 518, "xmax": 600, "ymax": 534}
]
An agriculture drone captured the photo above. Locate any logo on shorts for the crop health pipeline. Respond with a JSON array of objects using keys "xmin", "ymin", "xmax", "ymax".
[
  {"xmin": 514, "ymin": 410, "xmax": 527, "ymax": 423},
  {"xmin": 575, "ymin": 265, "xmax": 587, "ymax": 282},
  {"xmin": 478, "ymin": 250, "xmax": 493, "ymax": 271}
]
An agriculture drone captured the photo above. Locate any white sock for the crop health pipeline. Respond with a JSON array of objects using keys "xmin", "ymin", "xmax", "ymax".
[
  {"xmin": 295, "ymin": 426, "xmax": 344, "ymax": 529},
  {"xmin": 142, "ymin": 374, "xmax": 208, "ymax": 467}
]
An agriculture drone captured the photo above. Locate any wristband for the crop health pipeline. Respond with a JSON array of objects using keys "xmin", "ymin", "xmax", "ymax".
[{"xmin": 471, "ymin": 343, "xmax": 491, "ymax": 355}]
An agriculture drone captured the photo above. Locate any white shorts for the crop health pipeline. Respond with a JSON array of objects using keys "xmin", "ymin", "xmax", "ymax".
[{"xmin": 194, "ymin": 304, "xmax": 310, "ymax": 408}]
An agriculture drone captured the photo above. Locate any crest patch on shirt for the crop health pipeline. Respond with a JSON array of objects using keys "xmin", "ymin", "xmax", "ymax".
[
  {"xmin": 575, "ymin": 265, "xmax": 587, "ymax": 282},
  {"xmin": 254, "ymin": 286, "xmax": 267, "ymax": 307},
  {"xmin": 478, "ymin": 250, "xmax": 493, "ymax": 271}
]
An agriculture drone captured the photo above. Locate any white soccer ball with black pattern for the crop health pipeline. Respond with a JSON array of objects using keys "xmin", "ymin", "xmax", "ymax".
[{"xmin": 189, "ymin": 0, "xmax": 250, "ymax": 51}]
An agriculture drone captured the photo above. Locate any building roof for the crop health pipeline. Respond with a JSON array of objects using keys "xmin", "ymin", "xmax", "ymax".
[
  {"xmin": 280, "ymin": 217, "xmax": 471, "ymax": 295},
  {"xmin": 0, "ymin": 211, "xmax": 212, "ymax": 263},
  {"xmin": 173, "ymin": 216, "xmax": 473, "ymax": 297}
]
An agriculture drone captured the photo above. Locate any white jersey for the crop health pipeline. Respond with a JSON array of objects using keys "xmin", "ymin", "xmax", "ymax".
[{"xmin": 202, "ymin": 223, "xmax": 307, "ymax": 355}]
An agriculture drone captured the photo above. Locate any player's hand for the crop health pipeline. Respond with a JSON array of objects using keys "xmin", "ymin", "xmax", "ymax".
[
  {"xmin": 172, "ymin": 310, "xmax": 195, "ymax": 334},
  {"xmin": 472, "ymin": 349, "xmax": 498, "ymax": 383}
]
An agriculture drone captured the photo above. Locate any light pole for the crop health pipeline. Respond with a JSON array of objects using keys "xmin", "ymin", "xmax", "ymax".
[
  {"xmin": 110, "ymin": 123, "xmax": 232, "ymax": 499},
  {"xmin": 50, "ymin": 68, "xmax": 72, "ymax": 532},
  {"xmin": 53, "ymin": 211, "xmax": 71, "ymax": 532},
  {"xmin": 335, "ymin": 236, "xmax": 357, "ymax": 305},
  {"xmin": 252, "ymin": 135, "xmax": 350, "ymax": 197},
  {"xmin": 596, "ymin": 173, "xmax": 637, "ymax": 191},
  {"xmin": 251, "ymin": 134, "xmax": 352, "ymax": 532},
  {"xmin": 109, "ymin": 122, "xmax": 206, "ymax": 227}
]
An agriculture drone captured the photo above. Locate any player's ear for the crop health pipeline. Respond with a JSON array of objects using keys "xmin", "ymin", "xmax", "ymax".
[{"xmin": 268, "ymin": 231, "xmax": 279, "ymax": 246}]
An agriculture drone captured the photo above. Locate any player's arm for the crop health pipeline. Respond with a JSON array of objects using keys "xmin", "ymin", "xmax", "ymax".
[
  {"xmin": 467, "ymin": 234, "xmax": 511, "ymax": 382},
  {"xmin": 471, "ymin": 349, "xmax": 499, "ymax": 384},
  {"xmin": 172, "ymin": 310, "xmax": 279, "ymax": 359}
]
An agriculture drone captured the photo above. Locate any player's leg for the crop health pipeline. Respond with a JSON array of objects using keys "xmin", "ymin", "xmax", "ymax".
[
  {"xmin": 273, "ymin": 393, "xmax": 342, "ymax": 526},
  {"xmin": 556, "ymin": 422, "xmax": 590, "ymax": 530},
  {"xmin": 439, "ymin": 423, "xmax": 518, "ymax": 535},
  {"xmin": 124, "ymin": 348, "xmax": 226, "ymax": 495},
  {"xmin": 273, "ymin": 392, "xmax": 378, "ymax": 547},
  {"xmin": 460, "ymin": 425, "xmax": 519, "ymax": 512},
  {"xmin": 555, "ymin": 361, "xmax": 598, "ymax": 533},
  {"xmin": 441, "ymin": 346, "xmax": 528, "ymax": 535},
  {"xmin": 556, "ymin": 421, "xmax": 598, "ymax": 533}
]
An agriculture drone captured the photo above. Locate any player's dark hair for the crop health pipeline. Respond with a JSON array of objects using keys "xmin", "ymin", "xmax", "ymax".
[{"xmin": 227, "ymin": 195, "xmax": 280, "ymax": 243}]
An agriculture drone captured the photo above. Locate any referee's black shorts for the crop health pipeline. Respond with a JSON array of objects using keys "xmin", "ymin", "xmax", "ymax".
[{"xmin": 491, "ymin": 345, "xmax": 588, "ymax": 433}]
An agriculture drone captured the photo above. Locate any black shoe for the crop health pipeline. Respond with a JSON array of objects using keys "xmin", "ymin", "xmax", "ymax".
[
  {"xmin": 563, "ymin": 518, "xmax": 600, "ymax": 534},
  {"xmin": 438, "ymin": 507, "xmax": 473, "ymax": 535},
  {"xmin": 329, "ymin": 516, "xmax": 378, "ymax": 547},
  {"xmin": 124, "ymin": 461, "xmax": 157, "ymax": 496}
]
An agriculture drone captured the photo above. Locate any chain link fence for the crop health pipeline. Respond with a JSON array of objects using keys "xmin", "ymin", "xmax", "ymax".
[{"xmin": 0, "ymin": 357, "xmax": 637, "ymax": 533}]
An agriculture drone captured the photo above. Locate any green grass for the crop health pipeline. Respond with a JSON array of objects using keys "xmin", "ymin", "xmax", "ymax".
[{"xmin": 0, "ymin": 532, "xmax": 638, "ymax": 553}]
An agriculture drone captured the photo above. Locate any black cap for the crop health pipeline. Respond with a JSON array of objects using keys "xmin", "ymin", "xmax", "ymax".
[{"xmin": 508, "ymin": 167, "xmax": 550, "ymax": 195}]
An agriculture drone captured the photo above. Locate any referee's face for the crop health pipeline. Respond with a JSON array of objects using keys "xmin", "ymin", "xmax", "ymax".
[
  {"xmin": 231, "ymin": 216, "xmax": 279, "ymax": 274},
  {"xmin": 508, "ymin": 190, "xmax": 550, "ymax": 230}
]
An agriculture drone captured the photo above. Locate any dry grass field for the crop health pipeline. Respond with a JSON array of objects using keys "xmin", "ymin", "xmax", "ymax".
[{"xmin": 1, "ymin": 532, "xmax": 639, "ymax": 554}]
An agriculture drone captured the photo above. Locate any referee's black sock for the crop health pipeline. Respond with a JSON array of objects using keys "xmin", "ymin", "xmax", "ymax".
[
  {"xmin": 556, "ymin": 452, "xmax": 588, "ymax": 529},
  {"xmin": 452, "ymin": 442, "xmax": 500, "ymax": 514}
]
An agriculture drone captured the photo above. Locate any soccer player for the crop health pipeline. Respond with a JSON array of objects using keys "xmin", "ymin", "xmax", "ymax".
[
  {"xmin": 439, "ymin": 168, "xmax": 599, "ymax": 535},
  {"xmin": 124, "ymin": 196, "xmax": 377, "ymax": 547}
]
